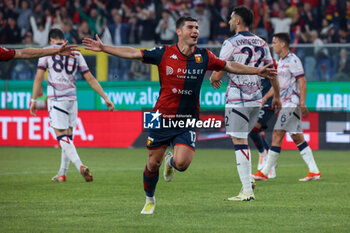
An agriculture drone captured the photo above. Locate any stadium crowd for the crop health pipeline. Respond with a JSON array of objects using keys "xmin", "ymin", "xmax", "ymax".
[
  {"xmin": 0, "ymin": 0, "xmax": 349, "ymax": 81},
  {"xmin": 0, "ymin": 0, "xmax": 349, "ymax": 46}
]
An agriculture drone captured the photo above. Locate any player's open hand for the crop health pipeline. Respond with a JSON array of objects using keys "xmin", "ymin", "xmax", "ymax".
[
  {"xmin": 105, "ymin": 99, "xmax": 115, "ymax": 111},
  {"xmin": 301, "ymin": 104, "xmax": 309, "ymax": 118},
  {"xmin": 210, "ymin": 77, "xmax": 222, "ymax": 89},
  {"xmin": 29, "ymin": 101, "xmax": 37, "ymax": 117},
  {"xmin": 83, "ymin": 34, "xmax": 104, "ymax": 52},
  {"xmin": 257, "ymin": 64, "xmax": 277, "ymax": 79},
  {"xmin": 58, "ymin": 41, "xmax": 79, "ymax": 58},
  {"xmin": 272, "ymin": 97, "xmax": 282, "ymax": 114}
]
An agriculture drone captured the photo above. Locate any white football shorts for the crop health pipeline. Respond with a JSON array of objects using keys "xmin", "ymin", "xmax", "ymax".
[
  {"xmin": 274, "ymin": 105, "xmax": 302, "ymax": 134},
  {"xmin": 47, "ymin": 99, "xmax": 77, "ymax": 129},
  {"xmin": 225, "ymin": 106, "xmax": 260, "ymax": 138}
]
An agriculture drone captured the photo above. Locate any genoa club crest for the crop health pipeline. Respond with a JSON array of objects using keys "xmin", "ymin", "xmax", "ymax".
[{"xmin": 195, "ymin": 54, "xmax": 203, "ymax": 63}]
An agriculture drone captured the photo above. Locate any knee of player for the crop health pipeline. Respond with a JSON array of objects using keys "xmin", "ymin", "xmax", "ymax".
[
  {"xmin": 175, "ymin": 161, "xmax": 190, "ymax": 172},
  {"xmin": 148, "ymin": 160, "xmax": 162, "ymax": 170}
]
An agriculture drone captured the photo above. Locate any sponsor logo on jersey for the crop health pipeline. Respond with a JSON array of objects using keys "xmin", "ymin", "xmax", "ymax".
[
  {"xmin": 166, "ymin": 66, "xmax": 174, "ymax": 75},
  {"xmin": 170, "ymin": 54, "xmax": 178, "ymax": 60},
  {"xmin": 177, "ymin": 68, "xmax": 204, "ymax": 75},
  {"xmin": 172, "ymin": 88, "xmax": 193, "ymax": 95}
]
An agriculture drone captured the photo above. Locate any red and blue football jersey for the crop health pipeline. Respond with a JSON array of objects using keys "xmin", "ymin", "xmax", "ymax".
[{"xmin": 141, "ymin": 44, "xmax": 225, "ymax": 119}]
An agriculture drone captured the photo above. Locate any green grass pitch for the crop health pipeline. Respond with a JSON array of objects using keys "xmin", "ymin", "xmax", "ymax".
[{"xmin": 0, "ymin": 147, "xmax": 349, "ymax": 233}]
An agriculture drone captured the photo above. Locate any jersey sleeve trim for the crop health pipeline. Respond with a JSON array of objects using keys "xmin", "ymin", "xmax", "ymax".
[
  {"xmin": 81, "ymin": 70, "xmax": 90, "ymax": 75},
  {"xmin": 295, "ymin": 74, "xmax": 305, "ymax": 79},
  {"xmin": 37, "ymin": 66, "xmax": 47, "ymax": 70}
]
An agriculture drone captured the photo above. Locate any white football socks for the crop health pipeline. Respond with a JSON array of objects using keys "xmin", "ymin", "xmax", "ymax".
[
  {"xmin": 58, "ymin": 149, "xmax": 70, "ymax": 176},
  {"xmin": 299, "ymin": 145, "xmax": 319, "ymax": 173},
  {"xmin": 235, "ymin": 146, "xmax": 252, "ymax": 192},
  {"xmin": 59, "ymin": 136, "xmax": 83, "ymax": 171},
  {"xmin": 146, "ymin": 196, "xmax": 155, "ymax": 203},
  {"xmin": 261, "ymin": 147, "xmax": 280, "ymax": 176}
]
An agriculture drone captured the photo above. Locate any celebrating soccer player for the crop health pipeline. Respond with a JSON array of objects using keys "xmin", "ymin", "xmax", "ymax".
[
  {"xmin": 253, "ymin": 33, "xmax": 321, "ymax": 182},
  {"xmin": 30, "ymin": 29, "xmax": 115, "ymax": 183},
  {"xmin": 83, "ymin": 16, "xmax": 276, "ymax": 214},
  {"xmin": 210, "ymin": 6, "xmax": 281, "ymax": 201}
]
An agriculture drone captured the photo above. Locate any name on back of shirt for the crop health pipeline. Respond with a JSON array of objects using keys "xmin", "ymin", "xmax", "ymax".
[{"xmin": 236, "ymin": 38, "xmax": 265, "ymax": 46}]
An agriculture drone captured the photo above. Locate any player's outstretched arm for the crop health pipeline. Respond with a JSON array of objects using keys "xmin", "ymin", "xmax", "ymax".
[
  {"xmin": 224, "ymin": 62, "xmax": 277, "ymax": 79},
  {"xmin": 209, "ymin": 71, "xmax": 224, "ymax": 89},
  {"xmin": 15, "ymin": 41, "xmax": 79, "ymax": 59},
  {"xmin": 83, "ymin": 71, "xmax": 115, "ymax": 111},
  {"xmin": 297, "ymin": 76, "xmax": 309, "ymax": 118},
  {"xmin": 30, "ymin": 69, "xmax": 45, "ymax": 116},
  {"xmin": 83, "ymin": 34, "xmax": 143, "ymax": 60}
]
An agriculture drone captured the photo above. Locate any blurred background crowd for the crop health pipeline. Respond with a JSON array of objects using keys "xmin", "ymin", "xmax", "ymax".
[
  {"xmin": 0, "ymin": 0, "xmax": 349, "ymax": 81},
  {"xmin": 1, "ymin": 0, "xmax": 349, "ymax": 46}
]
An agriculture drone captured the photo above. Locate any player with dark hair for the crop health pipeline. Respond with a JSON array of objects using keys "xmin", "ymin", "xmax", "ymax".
[
  {"xmin": 30, "ymin": 28, "xmax": 115, "ymax": 182},
  {"xmin": 210, "ymin": 6, "xmax": 281, "ymax": 201},
  {"xmin": 253, "ymin": 33, "xmax": 321, "ymax": 182},
  {"xmin": 83, "ymin": 16, "xmax": 276, "ymax": 214},
  {"xmin": 0, "ymin": 42, "xmax": 77, "ymax": 61}
]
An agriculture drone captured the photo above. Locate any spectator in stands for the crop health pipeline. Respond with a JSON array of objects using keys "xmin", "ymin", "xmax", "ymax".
[
  {"xmin": 31, "ymin": 3, "xmax": 45, "ymax": 22},
  {"xmin": 270, "ymin": 9, "xmax": 298, "ymax": 34},
  {"xmin": 172, "ymin": 0, "xmax": 192, "ymax": 16},
  {"xmin": 44, "ymin": 6, "xmax": 54, "ymax": 24},
  {"xmin": 270, "ymin": 2, "xmax": 281, "ymax": 18},
  {"xmin": 74, "ymin": 1, "xmax": 103, "ymax": 35},
  {"xmin": 310, "ymin": 30, "xmax": 331, "ymax": 80},
  {"xmin": 310, "ymin": 30, "xmax": 329, "ymax": 60},
  {"xmin": 155, "ymin": 9, "xmax": 176, "ymax": 44},
  {"xmin": 253, "ymin": 0, "xmax": 269, "ymax": 38},
  {"xmin": 159, "ymin": 0, "xmax": 177, "ymax": 19},
  {"xmin": 339, "ymin": 26, "xmax": 350, "ymax": 43},
  {"xmin": 2, "ymin": 16, "xmax": 22, "ymax": 44},
  {"xmin": 301, "ymin": 2, "xmax": 319, "ymax": 33},
  {"xmin": 335, "ymin": 48, "xmax": 350, "ymax": 81},
  {"xmin": 191, "ymin": 2, "xmax": 211, "ymax": 44},
  {"xmin": 22, "ymin": 31, "xmax": 34, "ymax": 45},
  {"xmin": 210, "ymin": 0, "xmax": 231, "ymax": 44},
  {"xmin": 128, "ymin": 16, "xmax": 140, "ymax": 44},
  {"xmin": 52, "ymin": 9, "xmax": 63, "ymax": 30},
  {"xmin": 136, "ymin": 2, "xmax": 156, "ymax": 47},
  {"xmin": 301, "ymin": 0, "xmax": 320, "ymax": 17},
  {"xmin": 108, "ymin": 12, "xmax": 129, "ymax": 45},
  {"xmin": 62, "ymin": 19, "xmax": 79, "ymax": 44},
  {"xmin": 77, "ymin": 21, "xmax": 91, "ymax": 44},
  {"xmin": 320, "ymin": 18, "xmax": 333, "ymax": 42},
  {"xmin": 325, "ymin": 0, "xmax": 340, "ymax": 31},
  {"xmin": 30, "ymin": 16, "xmax": 52, "ymax": 46},
  {"xmin": 14, "ymin": 0, "xmax": 32, "ymax": 36}
]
